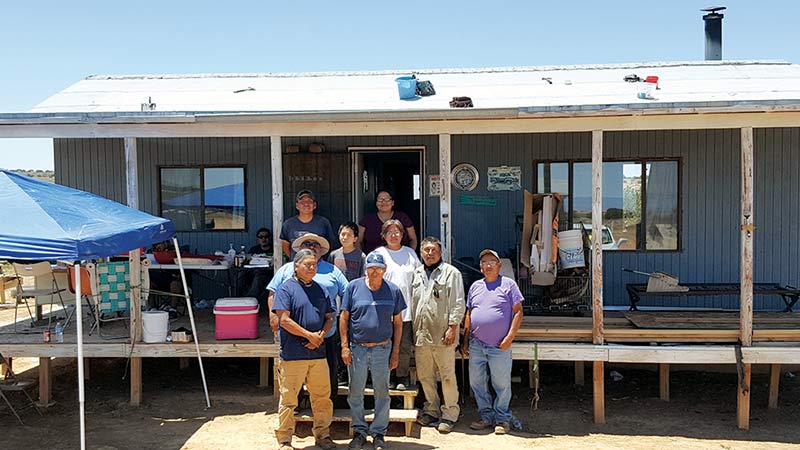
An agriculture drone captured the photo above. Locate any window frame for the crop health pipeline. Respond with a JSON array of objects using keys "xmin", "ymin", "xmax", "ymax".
[
  {"xmin": 533, "ymin": 157, "xmax": 682, "ymax": 252},
  {"xmin": 158, "ymin": 164, "xmax": 248, "ymax": 232}
]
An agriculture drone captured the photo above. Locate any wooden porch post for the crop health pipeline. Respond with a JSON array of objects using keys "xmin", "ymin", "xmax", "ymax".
[
  {"xmin": 439, "ymin": 134, "xmax": 452, "ymax": 263},
  {"xmin": 591, "ymin": 129, "xmax": 605, "ymax": 424},
  {"xmin": 768, "ymin": 364, "xmax": 781, "ymax": 409},
  {"xmin": 38, "ymin": 357, "xmax": 52, "ymax": 406},
  {"xmin": 270, "ymin": 135, "xmax": 284, "ymax": 271},
  {"xmin": 738, "ymin": 126, "xmax": 754, "ymax": 429}
]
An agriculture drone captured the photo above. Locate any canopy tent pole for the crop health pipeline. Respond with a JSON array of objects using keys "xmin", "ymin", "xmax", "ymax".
[
  {"xmin": 74, "ymin": 263, "xmax": 87, "ymax": 450},
  {"xmin": 172, "ymin": 237, "xmax": 211, "ymax": 408}
]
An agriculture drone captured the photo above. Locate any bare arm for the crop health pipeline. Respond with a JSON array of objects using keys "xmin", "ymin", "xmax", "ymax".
[
  {"xmin": 339, "ymin": 310, "xmax": 352, "ymax": 365},
  {"xmin": 389, "ymin": 313, "xmax": 402, "ymax": 370},
  {"xmin": 405, "ymin": 226, "xmax": 418, "ymax": 251},
  {"xmin": 461, "ymin": 309, "xmax": 471, "ymax": 356},
  {"xmin": 268, "ymin": 291, "xmax": 278, "ymax": 333},
  {"xmin": 281, "ymin": 240, "xmax": 291, "ymax": 258},
  {"xmin": 276, "ymin": 310, "xmax": 324, "ymax": 349},
  {"xmin": 357, "ymin": 225, "xmax": 367, "ymax": 249},
  {"xmin": 498, "ymin": 303, "xmax": 524, "ymax": 350}
]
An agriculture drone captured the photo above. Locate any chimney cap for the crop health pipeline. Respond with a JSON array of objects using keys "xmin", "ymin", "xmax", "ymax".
[{"xmin": 701, "ymin": 6, "xmax": 726, "ymax": 14}]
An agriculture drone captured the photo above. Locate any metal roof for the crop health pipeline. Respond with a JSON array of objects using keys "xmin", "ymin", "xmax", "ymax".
[{"xmin": 14, "ymin": 60, "xmax": 800, "ymax": 122}]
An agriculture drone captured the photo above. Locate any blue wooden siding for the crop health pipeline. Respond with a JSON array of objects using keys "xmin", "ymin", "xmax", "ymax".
[
  {"xmin": 451, "ymin": 129, "xmax": 799, "ymax": 309},
  {"xmin": 54, "ymin": 128, "xmax": 799, "ymax": 309}
]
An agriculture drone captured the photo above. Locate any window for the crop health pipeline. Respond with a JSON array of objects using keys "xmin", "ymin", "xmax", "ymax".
[
  {"xmin": 535, "ymin": 159, "xmax": 679, "ymax": 251},
  {"xmin": 160, "ymin": 167, "xmax": 246, "ymax": 231}
]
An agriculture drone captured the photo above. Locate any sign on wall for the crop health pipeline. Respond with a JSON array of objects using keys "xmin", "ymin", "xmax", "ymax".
[
  {"xmin": 429, "ymin": 175, "xmax": 443, "ymax": 197},
  {"xmin": 487, "ymin": 166, "xmax": 521, "ymax": 191}
]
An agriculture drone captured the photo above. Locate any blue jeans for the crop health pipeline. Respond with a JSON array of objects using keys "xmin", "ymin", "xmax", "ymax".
[
  {"xmin": 348, "ymin": 342, "xmax": 391, "ymax": 437},
  {"xmin": 469, "ymin": 337, "xmax": 513, "ymax": 425}
]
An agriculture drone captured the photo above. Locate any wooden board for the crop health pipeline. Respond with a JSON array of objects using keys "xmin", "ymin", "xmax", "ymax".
[{"xmin": 624, "ymin": 311, "xmax": 800, "ymax": 330}]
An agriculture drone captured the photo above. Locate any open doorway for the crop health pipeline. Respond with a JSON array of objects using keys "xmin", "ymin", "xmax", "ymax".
[{"xmin": 350, "ymin": 147, "xmax": 424, "ymax": 244}]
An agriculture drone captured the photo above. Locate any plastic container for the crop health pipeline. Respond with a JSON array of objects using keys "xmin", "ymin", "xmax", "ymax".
[
  {"xmin": 54, "ymin": 322, "xmax": 64, "ymax": 343},
  {"xmin": 395, "ymin": 76, "xmax": 418, "ymax": 100},
  {"xmin": 638, "ymin": 82, "xmax": 657, "ymax": 99},
  {"xmin": 557, "ymin": 230, "xmax": 585, "ymax": 269},
  {"xmin": 214, "ymin": 297, "xmax": 259, "ymax": 340},
  {"xmin": 142, "ymin": 310, "xmax": 169, "ymax": 343}
]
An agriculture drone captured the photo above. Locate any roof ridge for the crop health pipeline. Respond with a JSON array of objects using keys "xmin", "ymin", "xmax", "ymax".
[{"xmin": 86, "ymin": 60, "xmax": 791, "ymax": 81}]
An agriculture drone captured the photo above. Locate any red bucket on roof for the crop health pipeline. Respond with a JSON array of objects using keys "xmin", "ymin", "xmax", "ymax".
[{"xmin": 645, "ymin": 76, "xmax": 659, "ymax": 89}]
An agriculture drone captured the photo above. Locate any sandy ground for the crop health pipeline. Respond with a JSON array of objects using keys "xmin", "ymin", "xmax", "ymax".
[{"xmin": 0, "ymin": 302, "xmax": 798, "ymax": 449}]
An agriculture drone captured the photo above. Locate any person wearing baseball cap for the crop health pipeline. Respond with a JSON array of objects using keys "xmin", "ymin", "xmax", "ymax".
[
  {"xmin": 339, "ymin": 250, "xmax": 405, "ymax": 450},
  {"xmin": 279, "ymin": 189, "xmax": 335, "ymax": 258},
  {"xmin": 462, "ymin": 248, "xmax": 524, "ymax": 435},
  {"xmin": 268, "ymin": 233, "xmax": 348, "ymax": 404}
]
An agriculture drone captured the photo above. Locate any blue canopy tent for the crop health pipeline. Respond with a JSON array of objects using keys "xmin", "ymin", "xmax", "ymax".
[{"xmin": 0, "ymin": 169, "xmax": 209, "ymax": 450}]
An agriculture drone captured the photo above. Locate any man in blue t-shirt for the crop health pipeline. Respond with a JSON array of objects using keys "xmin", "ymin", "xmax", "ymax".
[
  {"xmin": 339, "ymin": 252, "xmax": 405, "ymax": 450},
  {"xmin": 280, "ymin": 189, "xmax": 336, "ymax": 258},
  {"xmin": 271, "ymin": 249, "xmax": 337, "ymax": 450},
  {"xmin": 268, "ymin": 233, "xmax": 348, "ymax": 402}
]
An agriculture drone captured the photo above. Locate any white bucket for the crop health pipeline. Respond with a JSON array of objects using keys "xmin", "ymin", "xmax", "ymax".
[
  {"xmin": 557, "ymin": 230, "xmax": 585, "ymax": 269},
  {"xmin": 142, "ymin": 310, "xmax": 169, "ymax": 343}
]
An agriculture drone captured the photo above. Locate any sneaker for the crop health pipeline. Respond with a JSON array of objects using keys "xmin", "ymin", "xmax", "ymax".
[
  {"xmin": 437, "ymin": 419, "xmax": 455, "ymax": 433},
  {"xmin": 469, "ymin": 419, "xmax": 492, "ymax": 430},
  {"xmin": 494, "ymin": 422, "xmax": 510, "ymax": 435},
  {"xmin": 416, "ymin": 413, "xmax": 438, "ymax": 426},
  {"xmin": 395, "ymin": 376, "xmax": 409, "ymax": 391},
  {"xmin": 348, "ymin": 433, "xmax": 366, "ymax": 450},
  {"xmin": 373, "ymin": 434, "xmax": 387, "ymax": 450},
  {"xmin": 315, "ymin": 436, "xmax": 338, "ymax": 450},
  {"xmin": 278, "ymin": 443, "xmax": 294, "ymax": 450}
]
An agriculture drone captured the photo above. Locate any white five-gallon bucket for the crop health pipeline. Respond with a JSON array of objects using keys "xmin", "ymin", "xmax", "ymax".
[
  {"xmin": 142, "ymin": 310, "xmax": 169, "ymax": 343},
  {"xmin": 557, "ymin": 230, "xmax": 585, "ymax": 269}
]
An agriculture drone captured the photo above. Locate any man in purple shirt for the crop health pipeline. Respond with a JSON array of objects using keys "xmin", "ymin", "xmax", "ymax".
[{"xmin": 462, "ymin": 249, "xmax": 524, "ymax": 435}]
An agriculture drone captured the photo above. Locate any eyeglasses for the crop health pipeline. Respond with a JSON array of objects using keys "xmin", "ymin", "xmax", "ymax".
[
  {"xmin": 298, "ymin": 262, "xmax": 317, "ymax": 270},
  {"xmin": 257, "ymin": 235, "xmax": 270, "ymax": 240},
  {"xmin": 376, "ymin": 198, "xmax": 393, "ymax": 203},
  {"xmin": 479, "ymin": 260, "xmax": 499, "ymax": 267},
  {"xmin": 386, "ymin": 231, "xmax": 403, "ymax": 237},
  {"xmin": 301, "ymin": 242, "xmax": 321, "ymax": 248}
]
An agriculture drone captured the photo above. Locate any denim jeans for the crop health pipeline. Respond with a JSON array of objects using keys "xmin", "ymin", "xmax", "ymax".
[
  {"xmin": 468, "ymin": 337, "xmax": 513, "ymax": 425},
  {"xmin": 347, "ymin": 342, "xmax": 391, "ymax": 437}
]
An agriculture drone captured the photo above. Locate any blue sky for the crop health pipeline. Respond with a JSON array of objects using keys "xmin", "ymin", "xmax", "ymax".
[{"xmin": 1, "ymin": 0, "xmax": 798, "ymax": 169}]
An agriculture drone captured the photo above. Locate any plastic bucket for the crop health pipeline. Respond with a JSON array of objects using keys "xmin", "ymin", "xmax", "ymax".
[
  {"xmin": 142, "ymin": 310, "xmax": 169, "ymax": 343},
  {"xmin": 557, "ymin": 230, "xmax": 585, "ymax": 269},
  {"xmin": 638, "ymin": 82, "xmax": 657, "ymax": 99},
  {"xmin": 395, "ymin": 76, "xmax": 417, "ymax": 99}
]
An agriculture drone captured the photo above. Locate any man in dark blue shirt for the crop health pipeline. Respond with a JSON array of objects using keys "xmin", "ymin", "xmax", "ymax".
[
  {"xmin": 272, "ymin": 249, "xmax": 337, "ymax": 450},
  {"xmin": 339, "ymin": 252, "xmax": 405, "ymax": 450}
]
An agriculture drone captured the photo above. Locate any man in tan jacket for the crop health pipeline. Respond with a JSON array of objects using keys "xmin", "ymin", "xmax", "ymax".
[{"xmin": 410, "ymin": 236, "xmax": 465, "ymax": 433}]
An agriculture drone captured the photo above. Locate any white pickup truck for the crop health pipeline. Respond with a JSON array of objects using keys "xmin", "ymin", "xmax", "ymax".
[{"xmin": 573, "ymin": 224, "xmax": 628, "ymax": 250}]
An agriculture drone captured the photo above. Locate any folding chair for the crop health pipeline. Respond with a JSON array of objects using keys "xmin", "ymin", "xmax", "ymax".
[
  {"xmin": 86, "ymin": 261, "xmax": 150, "ymax": 338},
  {"xmin": 67, "ymin": 265, "xmax": 97, "ymax": 333},
  {"xmin": 12, "ymin": 262, "xmax": 68, "ymax": 333},
  {"xmin": 0, "ymin": 352, "xmax": 42, "ymax": 425}
]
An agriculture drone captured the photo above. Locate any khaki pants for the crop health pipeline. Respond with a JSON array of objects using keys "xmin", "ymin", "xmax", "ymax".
[
  {"xmin": 275, "ymin": 358, "xmax": 333, "ymax": 444},
  {"xmin": 415, "ymin": 344, "xmax": 460, "ymax": 422}
]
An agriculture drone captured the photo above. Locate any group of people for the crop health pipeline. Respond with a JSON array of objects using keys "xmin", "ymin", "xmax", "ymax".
[{"xmin": 267, "ymin": 189, "xmax": 525, "ymax": 450}]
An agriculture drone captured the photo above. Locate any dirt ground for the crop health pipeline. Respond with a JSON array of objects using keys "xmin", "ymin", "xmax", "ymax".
[{"xmin": 2, "ymin": 354, "xmax": 799, "ymax": 450}]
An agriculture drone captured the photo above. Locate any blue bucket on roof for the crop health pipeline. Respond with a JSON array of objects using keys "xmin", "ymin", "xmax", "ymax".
[{"xmin": 395, "ymin": 76, "xmax": 418, "ymax": 100}]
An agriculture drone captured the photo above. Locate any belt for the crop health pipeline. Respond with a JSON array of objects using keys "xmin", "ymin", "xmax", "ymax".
[{"xmin": 358, "ymin": 340, "xmax": 390, "ymax": 347}]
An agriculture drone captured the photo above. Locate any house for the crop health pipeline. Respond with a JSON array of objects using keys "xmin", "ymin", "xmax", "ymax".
[{"xmin": 2, "ymin": 59, "xmax": 800, "ymax": 428}]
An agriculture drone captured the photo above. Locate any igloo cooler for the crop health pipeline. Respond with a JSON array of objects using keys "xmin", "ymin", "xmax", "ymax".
[{"xmin": 213, "ymin": 297, "xmax": 260, "ymax": 340}]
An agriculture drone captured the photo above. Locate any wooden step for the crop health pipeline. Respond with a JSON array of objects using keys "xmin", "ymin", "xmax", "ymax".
[
  {"xmin": 336, "ymin": 386, "xmax": 418, "ymax": 397},
  {"xmin": 294, "ymin": 408, "xmax": 418, "ymax": 436}
]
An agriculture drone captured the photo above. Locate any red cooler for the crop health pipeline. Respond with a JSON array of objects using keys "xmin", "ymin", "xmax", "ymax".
[{"xmin": 213, "ymin": 297, "xmax": 259, "ymax": 340}]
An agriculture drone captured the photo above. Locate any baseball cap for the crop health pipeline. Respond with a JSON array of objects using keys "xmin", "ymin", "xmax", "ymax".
[
  {"xmin": 479, "ymin": 249, "xmax": 500, "ymax": 261},
  {"xmin": 295, "ymin": 189, "xmax": 316, "ymax": 202},
  {"xmin": 365, "ymin": 251, "xmax": 387, "ymax": 269}
]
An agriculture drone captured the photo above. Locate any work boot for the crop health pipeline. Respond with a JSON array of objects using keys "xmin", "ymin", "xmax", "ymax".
[
  {"xmin": 437, "ymin": 419, "xmax": 455, "ymax": 433},
  {"xmin": 469, "ymin": 419, "xmax": 492, "ymax": 430},
  {"xmin": 416, "ymin": 413, "xmax": 438, "ymax": 426},
  {"xmin": 373, "ymin": 434, "xmax": 387, "ymax": 450},
  {"xmin": 315, "ymin": 436, "xmax": 338, "ymax": 450},
  {"xmin": 348, "ymin": 433, "xmax": 366, "ymax": 450},
  {"xmin": 494, "ymin": 422, "xmax": 510, "ymax": 435}
]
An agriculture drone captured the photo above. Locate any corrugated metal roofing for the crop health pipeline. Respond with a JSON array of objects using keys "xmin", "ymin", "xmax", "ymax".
[{"xmin": 26, "ymin": 60, "xmax": 800, "ymax": 116}]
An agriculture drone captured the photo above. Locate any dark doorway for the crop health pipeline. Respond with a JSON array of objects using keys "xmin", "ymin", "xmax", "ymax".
[{"xmin": 351, "ymin": 148, "xmax": 424, "ymax": 240}]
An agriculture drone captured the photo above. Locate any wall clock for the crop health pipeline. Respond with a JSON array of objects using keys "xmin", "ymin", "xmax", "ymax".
[{"xmin": 451, "ymin": 163, "xmax": 479, "ymax": 191}]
